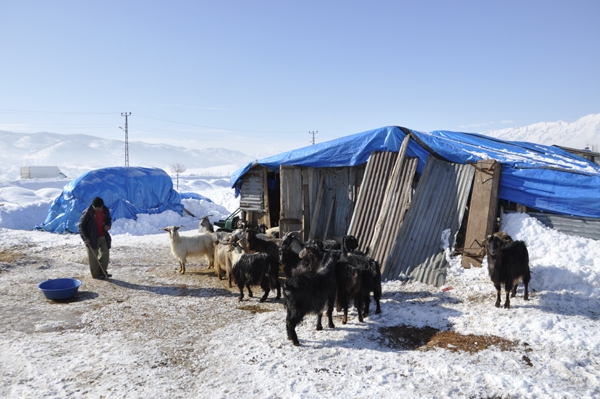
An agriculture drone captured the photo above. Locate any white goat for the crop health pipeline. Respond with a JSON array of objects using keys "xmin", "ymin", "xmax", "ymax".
[
  {"xmin": 163, "ymin": 226, "xmax": 216, "ymax": 274},
  {"xmin": 214, "ymin": 234, "xmax": 248, "ymax": 287},
  {"xmin": 265, "ymin": 226, "xmax": 280, "ymax": 239}
]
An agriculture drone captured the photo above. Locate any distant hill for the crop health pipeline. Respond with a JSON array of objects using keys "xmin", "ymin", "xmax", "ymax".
[
  {"xmin": 0, "ymin": 131, "xmax": 254, "ymax": 180},
  {"xmin": 483, "ymin": 113, "xmax": 600, "ymax": 151}
]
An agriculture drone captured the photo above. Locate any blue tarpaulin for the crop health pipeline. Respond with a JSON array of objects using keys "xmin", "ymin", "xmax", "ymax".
[
  {"xmin": 36, "ymin": 167, "xmax": 184, "ymax": 233},
  {"xmin": 230, "ymin": 126, "xmax": 600, "ymax": 218},
  {"xmin": 179, "ymin": 192, "xmax": 213, "ymax": 202}
]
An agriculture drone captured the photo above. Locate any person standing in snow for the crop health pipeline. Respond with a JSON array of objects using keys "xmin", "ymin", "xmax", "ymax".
[{"xmin": 78, "ymin": 196, "xmax": 112, "ymax": 279}]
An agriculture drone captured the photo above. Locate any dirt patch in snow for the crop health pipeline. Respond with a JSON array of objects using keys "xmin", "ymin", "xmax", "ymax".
[{"xmin": 379, "ymin": 324, "xmax": 533, "ymax": 361}]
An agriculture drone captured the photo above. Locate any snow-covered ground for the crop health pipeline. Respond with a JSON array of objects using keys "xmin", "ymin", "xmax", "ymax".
[{"xmin": 1, "ymin": 174, "xmax": 599, "ymax": 398}]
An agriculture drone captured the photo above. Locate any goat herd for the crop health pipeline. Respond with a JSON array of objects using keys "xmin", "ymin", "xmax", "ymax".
[{"xmin": 163, "ymin": 217, "xmax": 531, "ymax": 346}]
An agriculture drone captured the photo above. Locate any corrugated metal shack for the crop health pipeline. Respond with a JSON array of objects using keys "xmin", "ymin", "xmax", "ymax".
[{"xmin": 230, "ymin": 126, "xmax": 600, "ymax": 287}]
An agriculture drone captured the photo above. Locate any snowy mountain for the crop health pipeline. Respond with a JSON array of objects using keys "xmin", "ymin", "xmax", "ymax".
[
  {"xmin": 483, "ymin": 113, "xmax": 600, "ymax": 151},
  {"xmin": 0, "ymin": 130, "xmax": 254, "ymax": 180}
]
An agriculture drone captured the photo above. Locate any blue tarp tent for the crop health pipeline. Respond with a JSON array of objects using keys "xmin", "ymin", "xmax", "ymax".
[
  {"xmin": 230, "ymin": 126, "xmax": 600, "ymax": 219},
  {"xmin": 37, "ymin": 167, "xmax": 184, "ymax": 233}
]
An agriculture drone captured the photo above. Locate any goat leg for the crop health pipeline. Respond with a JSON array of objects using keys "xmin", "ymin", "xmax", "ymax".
[
  {"xmin": 326, "ymin": 302, "xmax": 335, "ymax": 329},
  {"xmin": 504, "ymin": 281, "xmax": 513, "ymax": 308},
  {"xmin": 259, "ymin": 286, "xmax": 270, "ymax": 303},
  {"xmin": 246, "ymin": 285, "xmax": 253, "ymax": 298},
  {"xmin": 504, "ymin": 291, "xmax": 511, "ymax": 309},
  {"xmin": 274, "ymin": 280, "xmax": 281, "ymax": 300},
  {"xmin": 523, "ymin": 282, "xmax": 529, "ymax": 301},
  {"xmin": 362, "ymin": 294, "xmax": 371, "ymax": 318},
  {"xmin": 316, "ymin": 313, "xmax": 324, "ymax": 331},
  {"xmin": 511, "ymin": 281, "xmax": 519, "ymax": 298},
  {"xmin": 494, "ymin": 283, "xmax": 502, "ymax": 307},
  {"xmin": 355, "ymin": 297, "xmax": 364, "ymax": 323},
  {"xmin": 374, "ymin": 287, "xmax": 382, "ymax": 314},
  {"xmin": 286, "ymin": 319, "xmax": 300, "ymax": 346}
]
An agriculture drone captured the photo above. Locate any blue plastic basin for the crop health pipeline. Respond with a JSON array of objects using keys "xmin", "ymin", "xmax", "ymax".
[{"xmin": 38, "ymin": 278, "xmax": 82, "ymax": 300}]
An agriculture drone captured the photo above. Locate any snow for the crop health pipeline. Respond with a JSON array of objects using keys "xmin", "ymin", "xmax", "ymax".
[{"xmin": 1, "ymin": 126, "xmax": 600, "ymax": 398}]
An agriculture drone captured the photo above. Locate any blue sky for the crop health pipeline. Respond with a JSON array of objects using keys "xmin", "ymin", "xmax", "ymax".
[{"xmin": 1, "ymin": 0, "xmax": 598, "ymax": 156}]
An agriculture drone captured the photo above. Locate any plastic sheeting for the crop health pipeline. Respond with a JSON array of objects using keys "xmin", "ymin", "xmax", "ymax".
[
  {"xmin": 36, "ymin": 167, "xmax": 184, "ymax": 233},
  {"xmin": 230, "ymin": 126, "xmax": 600, "ymax": 218}
]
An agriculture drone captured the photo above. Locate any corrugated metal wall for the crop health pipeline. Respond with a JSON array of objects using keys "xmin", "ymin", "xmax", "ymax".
[
  {"xmin": 345, "ymin": 135, "xmax": 420, "ymax": 273},
  {"xmin": 366, "ymin": 136, "xmax": 417, "ymax": 271},
  {"xmin": 382, "ymin": 157, "xmax": 475, "ymax": 287},
  {"xmin": 347, "ymin": 151, "xmax": 399, "ymax": 251}
]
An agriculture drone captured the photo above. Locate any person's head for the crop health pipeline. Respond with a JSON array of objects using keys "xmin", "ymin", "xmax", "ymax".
[{"xmin": 92, "ymin": 197, "xmax": 104, "ymax": 210}]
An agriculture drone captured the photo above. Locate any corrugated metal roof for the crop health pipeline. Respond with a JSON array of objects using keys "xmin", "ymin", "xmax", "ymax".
[
  {"xmin": 506, "ymin": 211, "xmax": 600, "ymax": 241},
  {"xmin": 382, "ymin": 157, "xmax": 475, "ymax": 287}
]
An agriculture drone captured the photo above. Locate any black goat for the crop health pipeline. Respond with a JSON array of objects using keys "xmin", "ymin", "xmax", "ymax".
[
  {"xmin": 341, "ymin": 234, "xmax": 368, "ymax": 256},
  {"xmin": 493, "ymin": 231, "xmax": 514, "ymax": 245},
  {"xmin": 341, "ymin": 235, "xmax": 382, "ymax": 317},
  {"xmin": 300, "ymin": 240, "xmax": 364, "ymax": 325},
  {"xmin": 283, "ymin": 246, "xmax": 338, "ymax": 346},
  {"xmin": 279, "ymin": 231, "xmax": 307, "ymax": 278},
  {"xmin": 335, "ymin": 259, "xmax": 364, "ymax": 324},
  {"xmin": 278, "ymin": 233, "xmax": 339, "ymax": 277},
  {"xmin": 322, "ymin": 239, "xmax": 341, "ymax": 251},
  {"xmin": 485, "ymin": 234, "xmax": 531, "ymax": 308},
  {"xmin": 246, "ymin": 228, "xmax": 280, "ymax": 262},
  {"xmin": 360, "ymin": 257, "xmax": 382, "ymax": 317},
  {"xmin": 231, "ymin": 252, "xmax": 281, "ymax": 302}
]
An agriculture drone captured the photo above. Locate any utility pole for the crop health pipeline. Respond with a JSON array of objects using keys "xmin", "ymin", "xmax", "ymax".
[
  {"xmin": 120, "ymin": 112, "xmax": 131, "ymax": 167},
  {"xmin": 309, "ymin": 130, "xmax": 318, "ymax": 145}
]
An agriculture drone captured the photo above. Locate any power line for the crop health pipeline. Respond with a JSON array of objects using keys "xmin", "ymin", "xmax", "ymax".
[
  {"xmin": 0, "ymin": 108, "xmax": 115, "ymax": 115},
  {"xmin": 134, "ymin": 113, "xmax": 306, "ymax": 134},
  {"xmin": 309, "ymin": 130, "xmax": 318, "ymax": 145},
  {"xmin": 0, "ymin": 107, "xmax": 310, "ymax": 136}
]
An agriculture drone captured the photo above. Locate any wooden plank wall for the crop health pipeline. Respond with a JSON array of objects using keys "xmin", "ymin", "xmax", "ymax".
[
  {"xmin": 303, "ymin": 166, "xmax": 364, "ymax": 242},
  {"xmin": 279, "ymin": 166, "xmax": 303, "ymax": 235}
]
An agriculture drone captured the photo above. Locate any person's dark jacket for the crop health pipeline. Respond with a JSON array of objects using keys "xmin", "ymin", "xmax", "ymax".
[{"xmin": 78, "ymin": 205, "xmax": 112, "ymax": 249}]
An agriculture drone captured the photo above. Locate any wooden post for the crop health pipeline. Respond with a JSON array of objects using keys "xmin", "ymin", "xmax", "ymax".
[
  {"xmin": 323, "ymin": 191, "xmax": 336, "ymax": 240},
  {"xmin": 461, "ymin": 160, "xmax": 502, "ymax": 268},
  {"xmin": 308, "ymin": 173, "xmax": 325, "ymax": 240}
]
